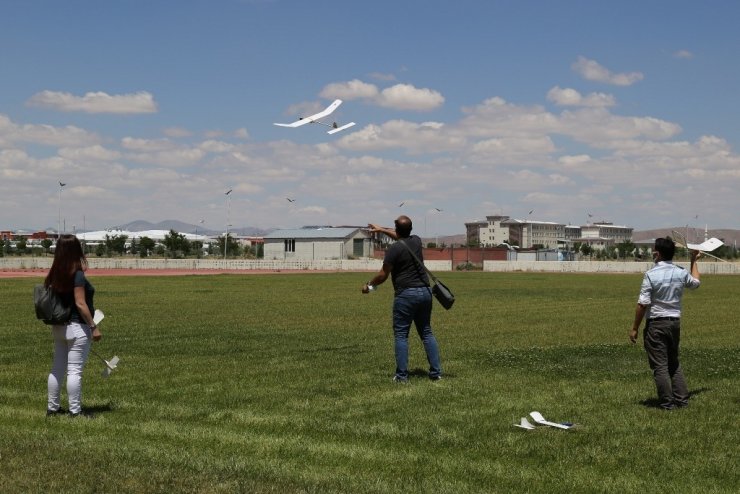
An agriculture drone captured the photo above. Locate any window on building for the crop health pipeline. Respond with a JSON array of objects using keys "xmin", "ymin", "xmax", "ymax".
[{"xmin": 284, "ymin": 239, "xmax": 295, "ymax": 252}]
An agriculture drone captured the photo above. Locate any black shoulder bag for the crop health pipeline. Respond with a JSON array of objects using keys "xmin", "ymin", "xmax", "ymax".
[
  {"xmin": 398, "ymin": 240, "xmax": 455, "ymax": 310},
  {"xmin": 33, "ymin": 284, "xmax": 72, "ymax": 325}
]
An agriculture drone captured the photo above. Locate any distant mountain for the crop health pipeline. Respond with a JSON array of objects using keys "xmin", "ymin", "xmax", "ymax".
[{"xmin": 119, "ymin": 220, "xmax": 271, "ymax": 237}]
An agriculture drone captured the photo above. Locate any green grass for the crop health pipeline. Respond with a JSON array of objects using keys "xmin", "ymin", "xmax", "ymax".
[{"xmin": 1, "ymin": 272, "xmax": 738, "ymax": 493}]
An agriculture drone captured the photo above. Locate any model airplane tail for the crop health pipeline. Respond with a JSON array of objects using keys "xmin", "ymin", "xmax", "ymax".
[
  {"xmin": 102, "ymin": 356, "xmax": 119, "ymax": 378},
  {"xmin": 529, "ymin": 411, "xmax": 572, "ymax": 430},
  {"xmin": 514, "ymin": 417, "xmax": 536, "ymax": 430}
]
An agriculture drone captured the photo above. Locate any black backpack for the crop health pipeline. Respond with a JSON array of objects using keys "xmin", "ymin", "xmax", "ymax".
[{"xmin": 33, "ymin": 284, "xmax": 72, "ymax": 325}]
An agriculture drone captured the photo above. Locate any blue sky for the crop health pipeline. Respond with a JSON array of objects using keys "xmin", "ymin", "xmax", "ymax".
[{"xmin": 2, "ymin": 0, "xmax": 738, "ymax": 236}]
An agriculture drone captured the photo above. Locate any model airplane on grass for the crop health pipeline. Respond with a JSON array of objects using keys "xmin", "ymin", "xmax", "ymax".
[
  {"xmin": 514, "ymin": 411, "xmax": 573, "ymax": 430},
  {"xmin": 274, "ymin": 99, "xmax": 356, "ymax": 135}
]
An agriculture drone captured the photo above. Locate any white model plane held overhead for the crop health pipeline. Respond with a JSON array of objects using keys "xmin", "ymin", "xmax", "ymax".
[
  {"xmin": 274, "ymin": 99, "xmax": 356, "ymax": 135},
  {"xmin": 671, "ymin": 230, "xmax": 726, "ymax": 262}
]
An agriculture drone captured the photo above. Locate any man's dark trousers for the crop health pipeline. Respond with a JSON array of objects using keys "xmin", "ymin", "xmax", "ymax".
[{"xmin": 643, "ymin": 319, "xmax": 689, "ymax": 409}]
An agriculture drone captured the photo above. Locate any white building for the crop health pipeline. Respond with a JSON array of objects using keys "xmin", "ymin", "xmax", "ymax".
[
  {"xmin": 263, "ymin": 227, "xmax": 372, "ymax": 260},
  {"xmin": 479, "ymin": 215, "xmax": 512, "ymax": 247},
  {"xmin": 576, "ymin": 222, "xmax": 634, "ymax": 249},
  {"xmin": 502, "ymin": 219, "xmax": 565, "ymax": 249},
  {"xmin": 76, "ymin": 229, "xmax": 212, "ymax": 244}
]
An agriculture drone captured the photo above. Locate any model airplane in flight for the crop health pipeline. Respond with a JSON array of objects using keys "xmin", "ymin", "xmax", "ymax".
[{"xmin": 274, "ymin": 99, "xmax": 356, "ymax": 135}]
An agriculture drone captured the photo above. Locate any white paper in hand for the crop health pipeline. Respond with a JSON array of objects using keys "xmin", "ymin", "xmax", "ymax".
[{"xmin": 93, "ymin": 310, "xmax": 105, "ymax": 326}]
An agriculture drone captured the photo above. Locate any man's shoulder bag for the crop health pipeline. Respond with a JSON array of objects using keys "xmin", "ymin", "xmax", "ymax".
[{"xmin": 398, "ymin": 239, "xmax": 455, "ymax": 310}]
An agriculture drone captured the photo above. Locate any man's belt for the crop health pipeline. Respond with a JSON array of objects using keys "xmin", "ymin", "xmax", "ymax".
[{"xmin": 649, "ymin": 316, "xmax": 680, "ymax": 321}]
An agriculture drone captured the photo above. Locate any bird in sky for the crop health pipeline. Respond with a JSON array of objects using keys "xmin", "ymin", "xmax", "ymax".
[
  {"xmin": 59, "ymin": 181, "xmax": 66, "ymax": 187},
  {"xmin": 287, "ymin": 197, "xmax": 296, "ymax": 202},
  {"xmin": 434, "ymin": 207, "xmax": 443, "ymax": 212},
  {"xmin": 398, "ymin": 201, "xmax": 405, "ymax": 207},
  {"xmin": 528, "ymin": 209, "xmax": 534, "ymax": 215}
]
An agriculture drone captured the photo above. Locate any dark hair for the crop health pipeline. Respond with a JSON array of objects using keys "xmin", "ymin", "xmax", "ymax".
[
  {"xmin": 44, "ymin": 235, "xmax": 87, "ymax": 293},
  {"xmin": 654, "ymin": 236, "xmax": 676, "ymax": 261},
  {"xmin": 394, "ymin": 215, "xmax": 413, "ymax": 238}
]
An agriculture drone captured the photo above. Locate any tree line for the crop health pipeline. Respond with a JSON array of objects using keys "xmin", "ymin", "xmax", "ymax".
[{"xmin": 0, "ymin": 230, "xmax": 263, "ymax": 259}]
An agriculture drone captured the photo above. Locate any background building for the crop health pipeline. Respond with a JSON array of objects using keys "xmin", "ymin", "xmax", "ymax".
[
  {"xmin": 576, "ymin": 222, "xmax": 634, "ymax": 249},
  {"xmin": 502, "ymin": 219, "xmax": 565, "ymax": 249},
  {"xmin": 263, "ymin": 227, "xmax": 372, "ymax": 260}
]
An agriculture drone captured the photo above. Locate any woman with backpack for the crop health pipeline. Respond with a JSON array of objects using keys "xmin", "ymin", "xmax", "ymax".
[{"xmin": 44, "ymin": 234, "xmax": 101, "ymax": 417}]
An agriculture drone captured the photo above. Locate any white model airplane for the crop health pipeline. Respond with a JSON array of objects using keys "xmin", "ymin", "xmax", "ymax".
[
  {"xmin": 274, "ymin": 99, "xmax": 356, "ymax": 135},
  {"xmin": 90, "ymin": 310, "xmax": 120, "ymax": 377},
  {"xmin": 671, "ymin": 230, "xmax": 726, "ymax": 262},
  {"xmin": 529, "ymin": 411, "xmax": 572, "ymax": 430},
  {"xmin": 685, "ymin": 237, "xmax": 724, "ymax": 252}
]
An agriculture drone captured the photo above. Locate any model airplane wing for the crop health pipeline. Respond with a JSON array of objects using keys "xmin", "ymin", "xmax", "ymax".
[
  {"xmin": 327, "ymin": 122, "xmax": 356, "ymax": 134},
  {"xmin": 685, "ymin": 237, "xmax": 724, "ymax": 252},
  {"xmin": 274, "ymin": 99, "xmax": 343, "ymax": 128},
  {"xmin": 529, "ymin": 411, "xmax": 572, "ymax": 430}
]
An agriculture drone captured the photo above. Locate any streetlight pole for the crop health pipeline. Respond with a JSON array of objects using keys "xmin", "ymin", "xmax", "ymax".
[
  {"xmin": 224, "ymin": 189, "xmax": 232, "ymax": 259},
  {"xmin": 433, "ymin": 208, "xmax": 443, "ymax": 246},
  {"xmin": 58, "ymin": 181, "xmax": 66, "ymax": 240}
]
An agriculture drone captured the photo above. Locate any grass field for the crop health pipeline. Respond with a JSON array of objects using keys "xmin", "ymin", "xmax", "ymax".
[{"xmin": 1, "ymin": 272, "xmax": 738, "ymax": 493}]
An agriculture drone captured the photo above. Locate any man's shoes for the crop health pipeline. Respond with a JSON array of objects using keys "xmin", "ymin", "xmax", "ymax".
[
  {"xmin": 46, "ymin": 407, "xmax": 66, "ymax": 417},
  {"xmin": 69, "ymin": 410, "xmax": 95, "ymax": 419},
  {"xmin": 392, "ymin": 376, "xmax": 408, "ymax": 384},
  {"xmin": 429, "ymin": 375, "xmax": 442, "ymax": 381}
]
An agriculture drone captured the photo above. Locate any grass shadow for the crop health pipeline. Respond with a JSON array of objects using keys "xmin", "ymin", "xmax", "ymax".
[
  {"xmin": 638, "ymin": 387, "xmax": 711, "ymax": 408},
  {"xmin": 407, "ymin": 368, "xmax": 454, "ymax": 379},
  {"xmin": 85, "ymin": 402, "xmax": 116, "ymax": 416}
]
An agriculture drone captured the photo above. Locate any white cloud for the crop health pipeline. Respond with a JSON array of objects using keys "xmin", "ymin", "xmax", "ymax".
[
  {"xmin": 547, "ymin": 86, "xmax": 615, "ymax": 107},
  {"xmin": 558, "ymin": 154, "xmax": 592, "ymax": 168},
  {"xmin": 58, "ymin": 145, "xmax": 121, "ymax": 161},
  {"xmin": 558, "ymin": 108, "xmax": 681, "ymax": 144},
  {"xmin": 297, "ymin": 205, "xmax": 327, "ymax": 215},
  {"xmin": 317, "ymin": 80, "xmax": 445, "ymax": 112},
  {"xmin": 320, "ymin": 79, "xmax": 379, "ymax": 100},
  {"xmin": 163, "ymin": 127, "xmax": 192, "ymax": 138},
  {"xmin": 376, "ymin": 84, "xmax": 445, "ymax": 111},
  {"xmin": 571, "ymin": 56, "xmax": 644, "ymax": 86},
  {"xmin": 368, "ymin": 72, "xmax": 397, "ymax": 81},
  {"xmin": 0, "ymin": 114, "xmax": 100, "ymax": 147},
  {"xmin": 469, "ymin": 136, "xmax": 557, "ymax": 163},
  {"xmin": 199, "ymin": 140, "xmax": 234, "ymax": 153},
  {"xmin": 27, "ymin": 90, "xmax": 158, "ymax": 114},
  {"xmin": 121, "ymin": 137, "xmax": 176, "ymax": 152},
  {"xmin": 337, "ymin": 120, "xmax": 465, "ymax": 154},
  {"xmin": 674, "ymin": 50, "xmax": 693, "ymax": 59}
]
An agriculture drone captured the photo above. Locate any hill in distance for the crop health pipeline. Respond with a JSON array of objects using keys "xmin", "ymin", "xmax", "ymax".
[
  {"xmin": 119, "ymin": 220, "xmax": 271, "ymax": 237},
  {"xmin": 632, "ymin": 227, "xmax": 739, "ymax": 247}
]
